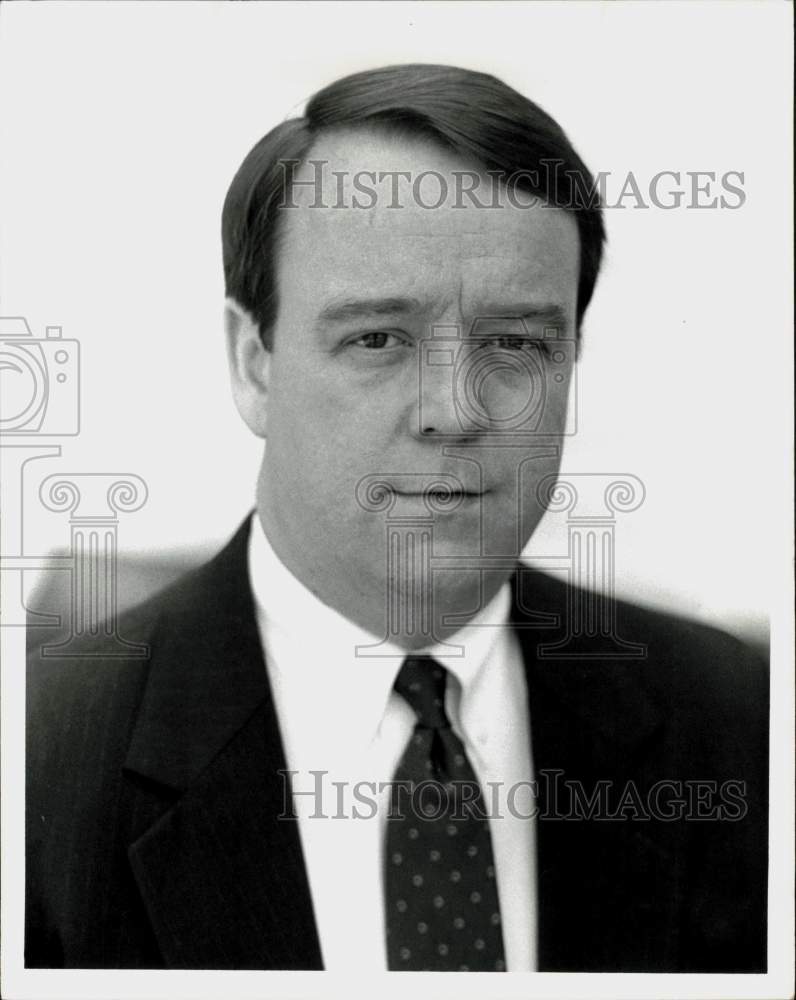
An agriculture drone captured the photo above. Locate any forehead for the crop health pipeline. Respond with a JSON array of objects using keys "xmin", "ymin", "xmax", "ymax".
[{"xmin": 277, "ymin": 128, "xmax": 580, "ymax": 318}]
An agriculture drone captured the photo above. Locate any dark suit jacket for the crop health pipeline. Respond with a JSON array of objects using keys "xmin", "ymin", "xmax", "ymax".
[{"xmin": 25, "ymin": 517, "xmax": 769, "ymax": 971}]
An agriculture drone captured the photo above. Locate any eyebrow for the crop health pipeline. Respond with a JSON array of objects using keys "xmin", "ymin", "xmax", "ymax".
[
  {"xmin": 479, "ymin": 303, "xmax": 570, "ymax": 328},
  {"xmin": 314, "ymin": 296, "xmax": 569, "ymax": 329},
  {"xmin": 316, "ymin": 297, "xmax": 425, "ymax": 325}
]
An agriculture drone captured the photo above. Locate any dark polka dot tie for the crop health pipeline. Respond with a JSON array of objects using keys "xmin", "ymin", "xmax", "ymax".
[{"xmin": 385, "ymin": 655, "xmax": 506, "ymax": 971}]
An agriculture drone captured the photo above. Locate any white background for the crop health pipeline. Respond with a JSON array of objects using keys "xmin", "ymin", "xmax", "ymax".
[
  {"xmin": 1, "ymin": 5, "xmax": 793, "ymax": 999},
  {"xmin": 1, "ymin": 2, "xmax": 791, "ymax": 648}
]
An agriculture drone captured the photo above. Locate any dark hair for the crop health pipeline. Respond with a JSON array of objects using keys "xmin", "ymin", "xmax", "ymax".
[{"xmin": 222, "ymin": 64, "xmax": 605, "ymax": 348}]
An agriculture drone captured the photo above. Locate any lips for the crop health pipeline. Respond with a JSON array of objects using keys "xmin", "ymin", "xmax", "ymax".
[
  {"xmin": 356, "ymin": 475, "xmax": 489, "ymax": 515},
  {"xmin": 387, "ymin": 479, "xmax": 486, "ymax": 497},
  {"xmin": 393, "ymin": 489, "xmax": 486, "ymax": 498},
  {"xmin": 390, "ymin": 489, "xmax": 488, "ymax": 511}
]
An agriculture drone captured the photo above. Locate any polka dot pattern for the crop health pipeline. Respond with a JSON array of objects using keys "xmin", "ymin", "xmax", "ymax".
[{"xmin": 385, "ymin": 656, "xmax": 506, "ymax": 972}]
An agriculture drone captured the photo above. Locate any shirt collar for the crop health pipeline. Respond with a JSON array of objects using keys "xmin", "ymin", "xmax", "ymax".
[{"xmin": 247, "ymin": 513, "xmax": 511, "ymax": 757}]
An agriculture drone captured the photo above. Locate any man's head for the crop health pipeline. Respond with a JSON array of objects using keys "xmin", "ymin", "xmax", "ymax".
[
  {"xmin": 222, "ymin": 65, "xmax": 604, "ymax": 646},
  {"xmin": 223, "ymin": 64, "xmax": 604, "ymax": 349}
]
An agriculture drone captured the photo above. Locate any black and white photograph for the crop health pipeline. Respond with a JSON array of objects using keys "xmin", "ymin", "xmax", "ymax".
[{"xmin": 1, "ymin": 3, "xmax": 792, "ymax": 999}]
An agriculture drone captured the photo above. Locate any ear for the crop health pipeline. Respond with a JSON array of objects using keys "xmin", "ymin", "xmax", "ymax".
[{"xmin": 224, "ymin": 297, "xmax": 270, "ymax": 438}]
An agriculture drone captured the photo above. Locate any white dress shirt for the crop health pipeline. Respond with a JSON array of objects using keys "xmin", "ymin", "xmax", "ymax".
[{"xmin": 247, "ymin": 514, "xmax": 537, "ymax": 971}]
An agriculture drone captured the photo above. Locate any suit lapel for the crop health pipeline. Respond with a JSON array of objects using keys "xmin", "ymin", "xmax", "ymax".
[
  {"xmin": 511, "ymin": 565, "xmax": 682, "ymax": 971},
  {"xmin": 123, "ymin": 516, "xmax": 323, "ymax": 969}
]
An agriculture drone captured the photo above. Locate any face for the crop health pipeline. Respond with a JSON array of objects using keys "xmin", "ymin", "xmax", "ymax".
[{"xmin": 228, "ymin": 128, "xmax": 580, "ymax": 646}]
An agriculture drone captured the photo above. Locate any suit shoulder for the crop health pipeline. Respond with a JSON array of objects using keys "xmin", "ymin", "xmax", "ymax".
[
  {"xmin": 517, "ymin": 565, "xmax": 768, "ymax": 716},
  {"xmin": 26, "ymin": 552, "xmax": 220, "ymax": 753},
  {"xmin": 611, "ymin": 592, "xmax": 768, "ymax": 717}
]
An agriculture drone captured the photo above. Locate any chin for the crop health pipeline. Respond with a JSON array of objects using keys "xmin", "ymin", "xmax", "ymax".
[{"xmin": 400, "ymin": 563, "xmax": 504, "ymax": 618}]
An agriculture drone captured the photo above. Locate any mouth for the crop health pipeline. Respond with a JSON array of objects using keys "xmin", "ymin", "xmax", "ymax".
[{"xmin": 393, "ymin": 489, "xmax": 487, "ymax": 501}]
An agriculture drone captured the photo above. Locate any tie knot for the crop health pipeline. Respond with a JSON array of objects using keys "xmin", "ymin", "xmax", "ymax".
[{"xmin": 394, "ymin": 656, "xmax": 450, "ymax": 729}]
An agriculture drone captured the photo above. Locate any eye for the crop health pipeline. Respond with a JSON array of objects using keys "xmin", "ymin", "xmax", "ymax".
[
  {"xmin": 351, "ymin": 331, "xmax": 406, "ymax": 350},
  {"xmin": 496, "ymin": 336, "xmax": 532, "ymax": 351},
  {"xmin": 478, "ymin": 336, "xmax": 548, "ymax": 354}
]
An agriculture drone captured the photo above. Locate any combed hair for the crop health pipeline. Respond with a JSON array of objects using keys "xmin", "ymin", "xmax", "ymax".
[{"xmin": 222, "ymin": 64, "xmax": 605, "ymax": 348}]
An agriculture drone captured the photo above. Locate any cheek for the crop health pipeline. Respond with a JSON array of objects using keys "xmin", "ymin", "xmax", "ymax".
[
  {"xmin": 266, "ymin": 365, "xmax": 394, "ymax": 491},
  {"xmin": 541, "ymin": 364, "xmax": 575, "ymax": 428},
  {"xmin": 268, "ymin": 339, "xmax": 342, "ymax": 431}
]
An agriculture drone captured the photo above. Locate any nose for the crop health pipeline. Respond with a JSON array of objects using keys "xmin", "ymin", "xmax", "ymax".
[{"xmin": 412, "ymin": 339, "xmax": 476, "ymax": 440}]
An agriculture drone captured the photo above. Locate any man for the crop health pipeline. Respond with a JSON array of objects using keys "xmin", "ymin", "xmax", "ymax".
[{"xmin": 26, "ymin": 64, "xmax": 768, "ymax": 972}]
